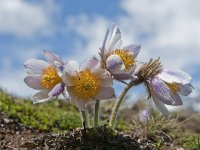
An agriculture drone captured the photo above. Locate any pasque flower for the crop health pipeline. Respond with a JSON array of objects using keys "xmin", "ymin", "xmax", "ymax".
[
  {"xmin": 24, "ymin": 50, "xmax": 65, "ymax": 103},
  {"xmin": 100, "ymin": 25, "xmax": 141, "ymax": 80},
  {"xmin": 59, "ymin": 57, "xmax": 115, "ymax": 110},
  {"xmin": 148, "ymin": 69, "xmax": 192, "ymax": 116}
]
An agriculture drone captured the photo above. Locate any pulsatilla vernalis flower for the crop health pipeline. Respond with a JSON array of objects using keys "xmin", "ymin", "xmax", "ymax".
[
  {"xmin": 148, "ymin": 68, "xmax": 192, "ymax": 117},
  {"xmin": 100, "ymin": 25, "xmax": 141, "ymax": 80},
  {"xmin": 24, "ymin": 50, "xmax": 65, "ymax": 103},
  {"xmin": 59, "ymin": 57, "xmax": 115, "ymax": 111}
]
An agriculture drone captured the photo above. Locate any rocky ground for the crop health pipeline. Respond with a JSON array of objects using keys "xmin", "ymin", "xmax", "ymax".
[
  {"xmin": 0, "ymin": 112, "xmax": 44, "ymax": 150},
  {"xmin": 0, "ymin": 113, "xmax": 185, "ymax": 150}
]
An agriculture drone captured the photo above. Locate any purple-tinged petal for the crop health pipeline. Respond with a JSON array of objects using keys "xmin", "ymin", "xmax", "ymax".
[
  {"xmin": 106, "ymin": 25, "xmax": 122, "ymax": 51},
  {"xmin": 24, "ymin": 76, "xmax": 43, "ymax": 90},
  {"xmin": 158, "ymin": 69, "xmax": 192, "ymax": 85},
  {"xmin": 123, "ymin": 44, "xmax": 141, "ymax": 57},
  {"xmin": 61, "ymin": 61, "xmax": 79, "ymax": 86},
  {"xmin": 106, "ymin": 54, "xmax": 123, "ymax": 74},
  {"xmin": 113, "ymin": 73, "xmax": 133, "ymax": 80},
  {"xmin": 43, "ymin": 50, "xmax": 63, "ymax": 66},
  {"xmin": 62, "ymin": 89, "xmax": 71, "ymax": 101},
  {"xmin": 24, "ymin": 59, "xmax": 49, "ymax": 75},
  {"xmin": 93, "ymin": 68, "xmax": 113, "ymax": 87},
  {"xmin": 101, "ymin": 29, "xmax": 109, "ymax": 62},
  {"xmin": 152, "ymin": 94, "xmax": 170, "ymax": 117},
  {"xmin": 32, "ymin": 90, "xmax": 53, "ymax": 104},
  {"xmin": 172, "ymin": 94, "xmax": 183, "ymax": 106},
  {"xmin": 48, "ymin": 83, "xmax": 65, "ymax": 97},
  {"xmin": 179, "ymin": 83, "xmax": 193, "ymax": 96},
  {"xmin": 80, "ymin": 57, "xmax": 99, "ymax": 71},
  {"xmin": 57, "ymin": 65, "xmax": 64, "ymax": 77},
  {"xmin": 150, "ymin": 77, "xmax": 175, "ymax": 105},
  {"xmin": 139, "ymin": 109, "xmax": 150, "ymax": 122},
  {"xmin": 94, "ymin": 87, "xmax": 115, "ymax": 100}
]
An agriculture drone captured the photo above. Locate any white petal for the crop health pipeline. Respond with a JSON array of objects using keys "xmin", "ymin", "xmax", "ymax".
[
  {"xmin": 101, "ymin": 29, "xmax": 109, "ymax": 62},
  {"xmin": 179, "ymin": 83, "xmax": 193, "ymax": 96},
  {"xmin": 67, "ymin": 87, "xmax": 92, "ymax": 110},
  {"xmin": 43, "ymin": 50, "xmax": 63, "ymax": 67},
  {"xmin": 80, "ymin": 57, "xmax": 99, "ymax": 71},
  {"xmin": 93, "ymin": 68, "xmax": 113, "ymax": 87},
  {"xmin": 106, "ymin": 54, "xmax": 123, "ymax": 74},
  {"xmin": 32, "ymin": 90, "xmax": 53, "ymax": 104},
  {"xmin": 123, "ymin": 44, "xmax": 141, "ymax": 57},
  {"xmin": 132, "ymin": 62, "xmax": 144, "ymax": 75},
  {"xmin": 24, "ymin": 59, "xmax": 49, "ymax": 75},
  {"xmin": 106, "ymin": 25, "xmax": 122, "ymax": 51},
  {"xmin": 150, "ymin": 77, "xmax": 176, "ymax": 105},
  {"xmin": 152, "ymin": 94, "xmax": 170, "ymax": 117},
  {"xmin": 64, "ymin": 60, "xmax": 79, "ymax": 76},
  {"xmin": 94, "ymin": 87, "xmax": 115, "ymax": 100},
  {"xmin": 24, "ymin": 76, "xmax": 43, "ymax": 90},
  {"xmin": 62, "ymin": 71, "xmax": 74, "ymax": 86},
  {"xmin": 74, "ymin": 98, "xmax": 95, "ymax": 111},
  {"xmin": 158, "ymin": 69, "xmax": 192, "ymax": 85}
]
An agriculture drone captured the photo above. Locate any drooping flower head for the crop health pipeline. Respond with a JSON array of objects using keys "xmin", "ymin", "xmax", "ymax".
[
  {"xmin": 149, "ymin": 69, "xmax": 192, "ymax": 116},
  {"xmin": 100, "ymin": 25, "xmax": 141, "ymax": 80},
  {"xmin": 24, "ymin": 50, "xmax": 65, "ymax": 103},
  {"xmin": 59, "ymin": 57, "xmax": 115, "ymax": 110},
  {"xmin": 137, "ymin": 59, "xmax": 193, "ymax": 117}
]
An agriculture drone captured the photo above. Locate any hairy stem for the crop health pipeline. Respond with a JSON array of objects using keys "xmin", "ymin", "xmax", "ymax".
[
  {"xmin": 109, "ymin": 79, "xmax": 140, "ymax": 129},
  {"xmin": 94, "ymin": 100, "xmax": 100, "ymax": 127},
  {"xmin": 81, "ymin": 111, "xmax": 90, "ymax": 128}
]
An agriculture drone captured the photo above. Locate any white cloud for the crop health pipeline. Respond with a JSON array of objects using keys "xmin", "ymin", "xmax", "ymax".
[
  {"xmin": 0, "ymin": 46, "xmax": 49, "ymax": 97},
  {"xmin": 65, "ymin": 0, "xmax": 200, "ymax": 69},
  {"xmin": 0, "ymin": 0, "xmax": 56, "ymax": 38},
  {"xmin": 0, "ymin": 69, "xmax": 35, "ymax": 98},
  {"xmin": 66, "ymin": 14, "xmax": 110, "ymax": 62},
  {"xmin": 0, "ymin": 0, "xmax": 58, "ymax": 97},
  {"xmin": 120, "ymin": 0, "xmax": 200, "ymax": 68}
]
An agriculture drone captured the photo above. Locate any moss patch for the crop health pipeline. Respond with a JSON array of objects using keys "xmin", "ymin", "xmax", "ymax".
[{"xmin": 0, "ymin": 90, "xmax": 81, "ymax": 131}]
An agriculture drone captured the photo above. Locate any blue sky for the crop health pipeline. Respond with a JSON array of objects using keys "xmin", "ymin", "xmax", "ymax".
[{"xmin": 0, "ymin": 0, "xmax": 200, "ymax": 108}]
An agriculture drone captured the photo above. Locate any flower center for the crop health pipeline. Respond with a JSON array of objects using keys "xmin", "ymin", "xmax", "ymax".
[
  {"xmin": 165, "ymin": 82, "xmax": 180, "ymax": 95},
  {"xmin": 70, "ymin": 70, "xmax": 100, "ymax": 99},
  {"xmin": 113, "ymin": 49, "xmax": 135, "ymax": 71},
  {"xmin": 41, "ymin": 66, "xmax": 62, "ymax": 89}
]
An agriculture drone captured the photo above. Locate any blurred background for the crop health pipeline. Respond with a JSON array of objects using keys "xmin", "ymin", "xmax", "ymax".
[{"xmin": 0, "ymin": 0, "xmax": 199, "ymax": 111}]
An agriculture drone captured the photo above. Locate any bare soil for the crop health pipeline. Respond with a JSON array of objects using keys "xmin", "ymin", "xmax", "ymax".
[{"xmin": 0, "ymin": 112, "xmax": 44, "ymax": 150}]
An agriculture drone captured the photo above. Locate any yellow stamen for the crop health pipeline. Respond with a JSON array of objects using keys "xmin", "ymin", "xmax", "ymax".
[
  {"xmin": 41, "ymin": 66, "xmax": 62, "ymax": 89},
  {"xmin": 70, "ymin": 70, "xmax": 100, "ymax": 99},
  {"xmin": 113, "ymin": 49, "xmax": 135, "ymax": 71},
  {"xmin": 165, "ymin": 82, "xmax": 180, "ymax": 95}
]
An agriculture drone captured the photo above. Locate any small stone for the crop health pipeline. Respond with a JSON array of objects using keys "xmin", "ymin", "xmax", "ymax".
[{"xmin": 3, "ymin": 118, "xmax": 11, "ymax": 124}]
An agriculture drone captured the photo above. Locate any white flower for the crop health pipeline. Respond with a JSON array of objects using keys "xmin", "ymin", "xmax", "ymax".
[
  {"xmin": 148, "ymin": 69, "xmax": 192, "ymax": 117},
  {"xmin": 24, "ymin": 50, "xmax": 65, "ymax": 103},
  {"xmin": 59, "ymin": 57, "xmax": 115, "ymax": 111},
  {"xmin": 100, "ymin": 25, "xmax": 141, "ymax": 80}
]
